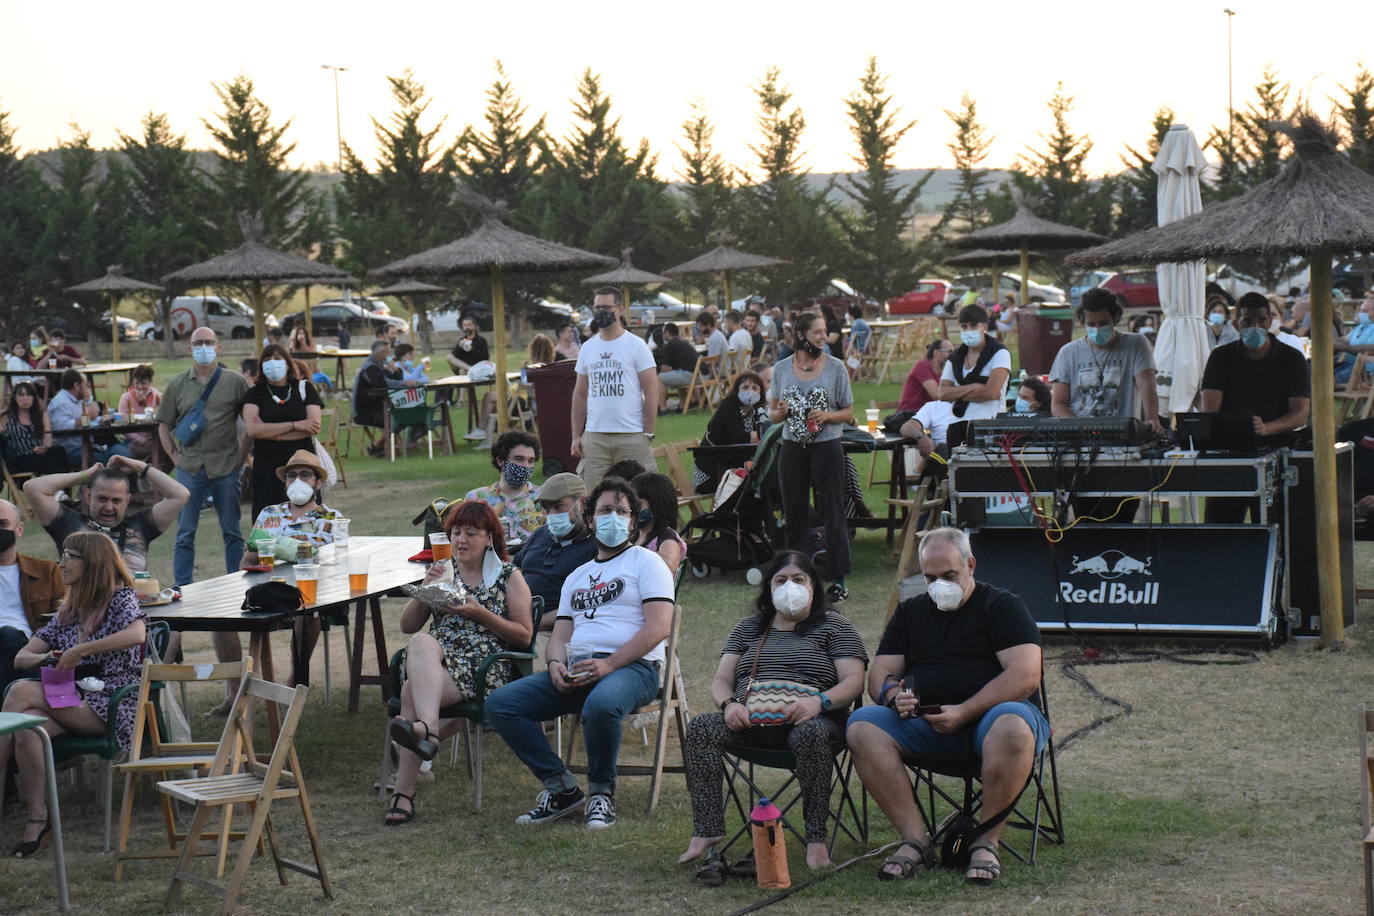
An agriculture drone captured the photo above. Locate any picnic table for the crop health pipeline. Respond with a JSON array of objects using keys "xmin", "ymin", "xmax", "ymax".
[
  {"xmin": 56, "ymin": 420, "xmax": 164, "ymax": 468},
  {"xmin": 291, "ymin": 349, "xmax": 372, "ymax": 392},
  {"xmin": 145, "ymin": 536, "xmax": 428, "ymax": 728},
  {"xmin": 425, "ymin": 373, "xmax": 505, "ymax": 450},
  {"xmin": 0, "ymin": 362, "xmax": 143, "ymax": 397}
]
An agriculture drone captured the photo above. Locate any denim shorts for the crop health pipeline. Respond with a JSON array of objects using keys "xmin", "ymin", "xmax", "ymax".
[{"xmin": 848, "ymin": 700, "xmax": 1049, "ymax": 758}]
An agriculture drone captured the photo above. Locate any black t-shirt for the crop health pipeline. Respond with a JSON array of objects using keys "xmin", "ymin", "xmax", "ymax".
[
  {"xmin": 659, "ymin": 338, "xmax": 699, "ymax": 373},
  {"xmin": 242, "ymin": 379, "xmax": 323, "ymax": 425},
  {"xmin": 1200, "ymin": 338, "xmax": 1311, "ymax": 446},
  {"xmin": 451, "ymin": 334, "xmax": 491, "ymax": 365},
  {"xmin": 44, "ymin": 505, "xmax": 161, "ymax": 574},
  {"xmin": 877, "ymin": 583, "xmax": 1041, "ymax": 707},
  {"xmin": 750, "ymin": 331, "xmax": 764, "ymax": 359},
  {"xmin": 1339, "ymin": 417, "xmax": 1374, "ymax": 496},
  {"xmin": 825, "ymin": 317, "xmax": 844, "ymax": 358}
]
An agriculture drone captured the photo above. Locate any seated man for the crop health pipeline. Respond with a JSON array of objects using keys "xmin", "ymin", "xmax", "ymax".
[
  {"xmin": 41, "ymin": 330, "xmax": 86, "ymax": 368},
  {"xmin": 446, "ymin": 315, "xmax": 491, "ymax": 376},
  {"xmin": 696, "ymin": 312, "xmax": 728, "ymax": 371},
  {"xmin": 898, "ymin": 397, "xmax": 957, "ymax": 478},
  {"xmin": 0, "ymin": 498, "xmax": 63, "ymax": 694},
  {"xmin": 352, "ymin": 340, "xmax": 417, "ymax": 457},
  {"xmin": 1335, "ymin": 296, "xmax": 1374, "ymax": 384},
  {"xmin": 847, "ymin": 527, "xmax": 1046, "ymax": 885},
  {"xmin": 655, "ymin": 322, "xmax": 699, "ymax": 411},
  {"xmin": 1339, "ymin": 415, "xmax": 1374, "ymax": 537},
  {"xmin": 513, "ymin": 472, "xmax": 598, "ymax": 644},
  {"xmin": 486, "ymin": 477, "xmax": 673, "ymax": 830},
  {"xmin": 47, "ymin": 368, "xmax": 133, "ymax": 466}
]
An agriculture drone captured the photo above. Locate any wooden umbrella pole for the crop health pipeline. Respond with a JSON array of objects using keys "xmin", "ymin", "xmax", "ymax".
[
  {"xmin": 491, "ymin": 268, "xmax": 510, "ymax": 435},
  {"xmin": 1019, "ymin": 246, "xmax": 1030, "ymax": 308},
  {"xmin": 110, "ymin": 294, "xmax": 120, "ymax": 362},
  {"xmin": 252, "ymin": 279, "xmax": 266, "ymax": 346},
  {"xmin": 304, "ymin": 285, "xmax": 314, "ymax": 341},
  {"xmin": 1308, "ymin": 250, "xmax": 1345, "ymax": 646},
  {"xmin": 723, "ymin": 271, "xmax": 733, "ymax": 311}
]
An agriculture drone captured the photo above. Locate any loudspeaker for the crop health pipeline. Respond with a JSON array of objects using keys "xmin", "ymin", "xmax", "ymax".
[{"xmin": 1283, "ymin": 445, "xmax": 1355, "ymax": 637}]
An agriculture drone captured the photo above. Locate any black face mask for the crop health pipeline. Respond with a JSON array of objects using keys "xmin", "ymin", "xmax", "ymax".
[
  {"xmin": 0, "ymin": 528, "xmax": 15, "ymax": 554},
  {"xmin": 591, "ymin": 308, "xmax": 618, "ymax": 331},
  {"xmin": 800, "ymin": 339, "xmax": 824, "ymax": 358}
]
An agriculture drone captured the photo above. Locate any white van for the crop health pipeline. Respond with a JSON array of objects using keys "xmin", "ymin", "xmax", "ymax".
[{"xmin": 139, "ymin": 296, "xmax": 277, "ymax": 340}]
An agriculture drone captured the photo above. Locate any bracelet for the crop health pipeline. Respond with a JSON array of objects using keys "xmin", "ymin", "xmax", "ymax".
[{"xmin": 719, "ymin": 698, "xmax": 738, "ymax": 712}]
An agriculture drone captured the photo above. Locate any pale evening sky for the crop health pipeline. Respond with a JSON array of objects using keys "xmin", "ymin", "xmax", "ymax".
[{"xmin": 3, "ymin": 0, "xmax": 1371, "ymax": 180}]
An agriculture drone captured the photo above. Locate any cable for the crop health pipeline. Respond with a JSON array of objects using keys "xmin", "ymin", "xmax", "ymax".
[{"xmin": 724, "ymin": 841, "xmax": 903, "ymax": 915}]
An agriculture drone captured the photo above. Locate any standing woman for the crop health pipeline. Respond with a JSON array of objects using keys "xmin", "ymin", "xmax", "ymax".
[
  {"xmin": 768, "ymin": 312, "xmax": 855, "ymax": 602},
  {"xmin": 241, "ymin": 343, "xmax": 323, "ymax": 518},
  {"xmin": 0, "ymin": 531, "xmax": 145, "ymax": 857},
  {"xmin": 0, "ymin": 381, "xmax": 69, "ymax": 475}
]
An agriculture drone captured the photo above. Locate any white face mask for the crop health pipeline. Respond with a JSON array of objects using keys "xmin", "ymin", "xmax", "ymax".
[
  {"xmin": 286, "ymin": 479, "xmax": 315, "ymax": 506},
  {"xmin": 927, "ymin": 578, "xmax": 965, "ymax": 612},
  {"xmin": 771, "ymin": 581, "xmax": 811, "ymax": 617},
  {"xmin": 262, "ymin": 358, "xmax": 288, "ymax": 382}
]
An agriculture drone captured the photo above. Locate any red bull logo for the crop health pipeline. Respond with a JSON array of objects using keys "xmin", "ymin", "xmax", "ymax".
[{"xmin": 1061, "ymin": 549, "xmax": 1158, "ymax": 605}]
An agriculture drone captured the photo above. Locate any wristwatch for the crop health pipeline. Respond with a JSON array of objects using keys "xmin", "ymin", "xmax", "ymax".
[
  {"xmin": 643, "ymin": 432, "xmax": 655, "ymax": 441},
  {"xmin": 819, "ymin": 692, "xmax": 832, "ymax": 712}
]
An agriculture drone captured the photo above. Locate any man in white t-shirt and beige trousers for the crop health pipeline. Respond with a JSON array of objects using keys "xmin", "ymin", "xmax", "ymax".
[{"xmin": 571, "ymin": 287, "xmax": 658, "ymax": 486}]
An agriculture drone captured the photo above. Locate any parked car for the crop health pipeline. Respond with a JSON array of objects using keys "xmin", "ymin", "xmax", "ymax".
[
  {"xmin": 888, "ymin": 280, "xmax": 953, "ymax": 315},
  {"xmin": 947, "ymin": 273, "xmax": 1066, "ymax": 307},
  {"xmin": 1207, "ymin": 263, "xmax": 1310, "ymax": 302},
  {"xmin": 791, "ymin": 279, "xmax": 881, "ymax": 317},
  {"xmin": 1068, "ymin": 271, "xmax": 1112, "ymax": 308},
  {"xmin": 628, "ymin": 292, "xmax": 703, "ymax": 324},
  {"xmin": 138, "ymin": 296, "xmax": 271, "ymax": 340},
  {"xmin": 428, "ymin": 297, "xmax": 574, "ymax": 333},
  {"xmin": 279, "ymin": 301, "xmax": 407, "ymax": 338},
  {"xmin": 1331, "ymin": 258, "xmax": 1374, "ymax": 300},
  {"xmin": 320, "ymin": 296, "xmax": 391, "ymax": 317},
  {"xmin": 1099, "ymin": 270, "xmax": 1161, "ymax": 309},
  {"xmin": 29, "ymin": 313, "xmax": 140, "ymax": 343}
]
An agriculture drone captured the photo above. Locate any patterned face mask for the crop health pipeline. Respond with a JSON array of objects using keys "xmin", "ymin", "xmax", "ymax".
[{"xmin": 502, "ymin": 462, "xmax": 533, "ymax": 489}]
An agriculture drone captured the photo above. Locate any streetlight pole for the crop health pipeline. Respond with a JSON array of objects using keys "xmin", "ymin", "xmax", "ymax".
[
  {"xmin": 320, "ymin": 64, "xmax": 348, "ymax": 173},
  {"xmin": 1223, "ymin": 9, "xmax": 1235, "ymax": 150}
]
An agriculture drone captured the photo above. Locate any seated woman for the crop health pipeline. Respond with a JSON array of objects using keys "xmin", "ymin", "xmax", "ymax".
[
  {"xmin": 680, "ymin": 550, "xmax": 867, "ymax": 876},
  {"xmin": 393, "ymin": 343, "xmax": 430, "ymax": 386},
  {"xmin": 0, "ymin": 381, "xmax": 69, "ymax": 475},
  {"xmin": 6, "ymin": 340, "xmax": 38, "ymax": 387},
  {"xmin": 631, "ymin": 471, "xmax": 686, "ymax": 577},
  {"xmin": 0, "ymin": 531, "xmax": 145, "ymax": 857},
  {"xmin": 470, "ymin": 334, "xmax": 554, "ymax": 447},
  {"xmin": 116, "ymin": 365, "xmax": 162, "ymax": 460},
  {"xmin": 463, "ymin": 431, "xmax": 545, "ymax": 544},
  {"xmin": 693, "ymin": 371, "xmax": 767, "ymax": 495},
  {"xmin": 386, "ymin": 499, "xmax": 534, "ymax": 825}
]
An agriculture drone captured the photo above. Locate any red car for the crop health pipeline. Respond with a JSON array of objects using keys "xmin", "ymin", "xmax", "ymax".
[
  {"xmin": 888, "ymin": 280, "xmax": 952, "ymax": 315},
  {"xmin": 1099, "ymin": 270, "xmax": 1160, "ymax": 309}
]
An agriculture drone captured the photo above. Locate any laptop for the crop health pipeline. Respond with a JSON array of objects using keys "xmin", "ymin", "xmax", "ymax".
[{"xmin": 1173, "ymin": 412, "xmax": 1259, "ymax": 453}]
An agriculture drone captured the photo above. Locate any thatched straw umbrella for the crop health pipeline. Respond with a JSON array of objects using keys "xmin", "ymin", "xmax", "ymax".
[
  {"xmin": 64, "ymin": 265, "xmax": 162, "ymax": 362},
  {"xmin": 372, "ymin": 278, "xmax": 448, "ymax": 355},
  {"xmin": 1068, "ymin": 114, "xmax": 1374, "ymax": 647},
  {"xmin": 943, "ymin": 249, "xmax": 1044, "ymax": 306},
  {"xmin": 370, "ymin": 195, "xmax": 615, "ymax": 433},
  {"xmin": 664, "ymin": 237, "xmax": 787, "ymax": 310},
  {"xmin": 163, "ymin": 215, "xmax": 353, "ymax": 344},
  {"xmin": 583, "ymin": 247, "xmax": 670, "ymax": 319},
  {"xmin": 950, "ymin": 199, "xmax": 1104, "ymax": 306}
]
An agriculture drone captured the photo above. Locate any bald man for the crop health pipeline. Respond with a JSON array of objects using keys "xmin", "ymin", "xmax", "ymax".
[{"xmin": 0, "ymin": 499, "xmax": 63, "ymax": 693}]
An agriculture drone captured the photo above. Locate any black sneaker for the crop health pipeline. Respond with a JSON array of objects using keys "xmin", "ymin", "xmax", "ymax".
[
  {"xmin": 826, "ymin": 583, "xmax": 849, "ymax": 602},
  {"xmin": 515, "ymin": 786, "xmax": 585, "ymax": 825},
  {"xmin": 585, "ymin": 792, "xmax": 617, "ymax": 830}
]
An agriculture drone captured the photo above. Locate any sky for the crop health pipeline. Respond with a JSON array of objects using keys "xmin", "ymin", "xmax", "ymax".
[{"xmin": 4, "ymin": 0, "xmax": 1372, "ymax": 180}]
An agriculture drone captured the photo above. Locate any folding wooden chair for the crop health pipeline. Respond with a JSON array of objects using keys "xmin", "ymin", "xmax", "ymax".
[
  {"xmin": 680, "ymin": 354, "xmax": 721, "ymax": 413},
  {"xmin": 653, "ymin": 440, "xmax": 710, "ymax": 523},
  {"xmin": 2, "ymin": 458, "xmax": 35, "ymax": 519},
  {"xmin": 316, "ymin": 408, "xmax": 347, "ymax": 489},
  {"xmin": 114, "ymin": 660, "xmax": 252, "ymax": 881},
  {"xmin": 886, "ymin": 478, "xmax": 949, "ymax": 617},
  {"xmin": 563, "ymin": 603, "xmax": 689, "ymax": 813},
  {"xmin": 159, "ymin": 677, "xmax": 329, "ymax": 915},
  {"xmin": 1337, "ymin": 353, "xmax": 1374, "ymax": 421}
]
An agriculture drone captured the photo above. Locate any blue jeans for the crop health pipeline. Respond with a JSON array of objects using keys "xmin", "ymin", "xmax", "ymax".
[
  {"xmin": 173, "ymin": 466, "xmax": 244, "ymax": 586},
  {"xmin": 60, "ymin": 441, "xmax": 133, "ymax": 469},
  {"xmin": 486, "ymin": 659, "xmax": 660, "ymax": 796},
  {"xmin": 848, "ymin": 700, "xmax": 1049, "ymax": 759}
]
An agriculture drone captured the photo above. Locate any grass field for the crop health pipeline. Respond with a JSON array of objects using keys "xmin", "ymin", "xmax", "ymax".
[{"xmin": 2, "ymin": 340, "xmax": 1371, "ymax": 914}]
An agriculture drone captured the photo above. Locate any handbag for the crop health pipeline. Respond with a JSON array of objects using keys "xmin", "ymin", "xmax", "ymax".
[
  {"xmin": 939, "ymin": 794, "xmax": 1022, "ymax": 869},
  {"xmin": 742, "ymin": 626, "xmax": 818, "ymax": 727},
  {"xmin": 172, "ymin": 367, "xmax": 223, "ymax": 448},
  {"xmin": 241, "ymin": 581, "xmax": 304, "ymax": 615}
]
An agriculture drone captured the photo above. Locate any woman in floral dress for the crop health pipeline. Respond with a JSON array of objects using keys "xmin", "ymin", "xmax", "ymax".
[
  {"xmin": 384, "ymin": 499, "xmax": 534, "ymax": 825},
  {"xmin": 0, "ymin": 530, "xmax": 145, "ymax": 857}
]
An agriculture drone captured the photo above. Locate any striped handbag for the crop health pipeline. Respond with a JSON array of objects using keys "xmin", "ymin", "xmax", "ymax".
[{"xmin": 742, "ymin": 627, "xmax": 818, "ymax": 727}]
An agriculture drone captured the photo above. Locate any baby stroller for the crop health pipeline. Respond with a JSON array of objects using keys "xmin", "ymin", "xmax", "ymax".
[{"xmin": 683, "ymin": 426, "xmax": 786, "ymax": 581}]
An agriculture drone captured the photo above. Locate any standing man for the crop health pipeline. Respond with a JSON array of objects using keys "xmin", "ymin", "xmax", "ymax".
[
  {"xmin": 157, "ymin": 327, "xmax": 250, "ymax": 587},
  {"xmin": 0, "ymin": 499, "xmax": 63, "ymax": 694},
  {"xmin": 571, "ymin": 287, "xmax": 658, "ymax": 486},
  {"xmin": 1050, "ymin": 289, "xmax": 1160, "ymax": 428}
]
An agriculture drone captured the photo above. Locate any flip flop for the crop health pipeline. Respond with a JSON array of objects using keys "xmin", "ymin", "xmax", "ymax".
[
  {"xmin": 693, "ymin": 851, "xmax": 729, "ymax": 887},
  {"xmin": 389, "ymin": 718, "xmax": 438, "ymax": 761}
]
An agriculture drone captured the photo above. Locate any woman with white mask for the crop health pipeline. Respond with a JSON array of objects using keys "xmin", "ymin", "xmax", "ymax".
[
  {"xmin": 693, "ymin": 371, "xmax": 768, "ymax": 495},
  {"xmin": 679, "ymin": 550, "xmax": 868, "ymax": 880},
  {"xmin": 241, "ymin": 343, "xmax": 323, "ymax": 517}
]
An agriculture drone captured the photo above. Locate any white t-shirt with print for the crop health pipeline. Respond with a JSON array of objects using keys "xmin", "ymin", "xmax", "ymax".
[
  {"xmin": 576, "ymin": 331, "xmax": 657, "ymax": 433},
  {"xmin": 940, "ymin": 347, "xmax": 1012, "ymax": 420},
  {"xmin": 0, "ymin": 563, "xmax": 29, "ymax": 635},
  {"xmin": 556, "ymin": 545, "xmax": 674, "ymax": 664}
]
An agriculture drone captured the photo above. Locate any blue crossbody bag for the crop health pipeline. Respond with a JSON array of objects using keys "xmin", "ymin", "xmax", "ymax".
[{"xmin": 172, "ymin": 367, "xmax": 222, "ymax": 447}]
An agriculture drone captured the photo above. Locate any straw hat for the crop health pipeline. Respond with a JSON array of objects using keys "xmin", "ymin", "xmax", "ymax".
[{"xmin": 276, "ymin": 448, "xmax": 328, "ymax": 482}]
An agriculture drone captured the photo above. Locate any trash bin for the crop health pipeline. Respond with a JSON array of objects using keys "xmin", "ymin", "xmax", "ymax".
[
  {"xmin": 1015, "ymin": 307, "xmax": 1075, "ymax": 376},
  {"xmin": 528, "ymin": 361, "xmax": 577, "ymax": 476}
]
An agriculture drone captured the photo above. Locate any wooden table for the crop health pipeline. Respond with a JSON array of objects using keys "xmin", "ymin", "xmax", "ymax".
[
  {"xmin": 426, "ymin": 373, "xmax": 496, "ymax": 449},
  {"xmin": 292, "ymin": 349, "xmax": 372, "ymax": 392},
  {"xmin": 145, "ymin": 536, "xmax": 428, "ymax": 722},
  {"xmin": 58, "ymin": 420, "xmax": 164, "ymax": 468},
  {"xmin": 0, "ymin": 362, "xmax": 143, "ymax": 397}
]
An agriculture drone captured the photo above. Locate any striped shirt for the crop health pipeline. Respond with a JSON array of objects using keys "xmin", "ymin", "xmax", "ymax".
[{"xmin": 723, "ymin": 612, "xmax": 868, "ymax": 700}]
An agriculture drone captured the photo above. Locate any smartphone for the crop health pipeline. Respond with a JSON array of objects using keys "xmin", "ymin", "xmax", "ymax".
[{"xmin": 915, "ymin": 704, "xmax": 943, "ymax": 716}]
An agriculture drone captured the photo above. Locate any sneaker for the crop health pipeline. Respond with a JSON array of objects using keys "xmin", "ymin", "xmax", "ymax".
[
  {"xmin": 585, "ymin": 792, "xmax": 617, "ymax": 830},
  {"xmin": 474, "ymin": 437, "xmax": 492, "ymax": 451},
  {"xmin": 826, "ymin": 582, "xmax": 849, "ymax": 602},
  {"xmin": 515, "ymin": 786, "xmax": 585, "ymax": 825},
  {"xmin": 463, "ymin": 428, "xmax": 487, "ymax": 441}
]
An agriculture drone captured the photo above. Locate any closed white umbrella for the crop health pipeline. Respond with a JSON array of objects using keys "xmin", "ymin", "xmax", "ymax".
[{"xmin": 1151, "ymin": 124, "xmax": 1211, "ymax": 415}]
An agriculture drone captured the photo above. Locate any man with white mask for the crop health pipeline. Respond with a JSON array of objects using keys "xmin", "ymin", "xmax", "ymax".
[{"xmin": 846, "ymin": 527, "xmax": 1045, "ymax": 886}]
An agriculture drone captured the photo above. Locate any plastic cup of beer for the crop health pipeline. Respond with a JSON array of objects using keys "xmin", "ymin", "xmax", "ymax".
[
  {"xmin": 566, "ymin": 643, "xmax": 594, "ymax": 682},
  {"xmin": 429, "ymin": 532, "xmax": 452, "ymax": 562},
  {"xmin": 332, "ymin": 518, "xmax": 350, "ymax": 547},
  {"xmin": 348, "ymin": 552, "xmax": 371, "ymax": 593},
  {"xmin": 865, "ymin": 408, "xmax": 880, "ymax": 435},
  {"xmin": 295, "ymin": 564, "xmax": 321, "ymax": 604}
]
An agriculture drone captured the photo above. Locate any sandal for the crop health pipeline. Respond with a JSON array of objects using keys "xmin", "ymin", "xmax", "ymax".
[
  {"xmin": 389, "ymin": 718, "xmax": 438, "ymax": 761},
  {"xmin": 965, "ymin": 841, "xmax": 1002, "ymax": 884},
  {"xmin": 384, "ymin": 793, "xmax": 416, "ymax": 826},
  {"xmin": 12, "ymin": 819, "xmax": 51, "ymax": 858},
  {"xmin": 877, "ymin": 837, "xmax": 933, "ymax": 881},
  {"xmin": 693, "ymin": 850, "xmax": 728, "ymax": 887},
  {"xmin": 730, "ymin": 850, "xmax": 756, "ymax": 877}
]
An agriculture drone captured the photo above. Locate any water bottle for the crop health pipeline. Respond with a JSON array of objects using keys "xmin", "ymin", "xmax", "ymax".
[{"xmin": 749, "ymin": 796, "xmax": 790, "ymax": 890}]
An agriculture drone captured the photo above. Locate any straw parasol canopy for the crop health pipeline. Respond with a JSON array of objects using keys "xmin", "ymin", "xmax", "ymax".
[
  {"xmin": 371, "ymin": 192, "xmax": 615, "ymax": 433},
  {"xmin": 372, "ymin": 278, "xmax": 449, "ymax": 355},
  {"xmin": 64, "ymin": 265, "xmax": 162, "ymax": 361},
  {"xmin": 584, "ymin": 247, "xmax": 670, "ymax": 320},
  {"xmin": 951, "ymin": 197, "xmax": 1105, "ymax": 306},
  {"xmin": 163, "ymin": 214, "xmax": 352, "ymax": 344},
  {"xmin": 664, "ymin": 237, "xmax": 787, "ymax": 309},
  {"xmin": 1069, "ymin": 113, "xmax": 1374, "ymax": 647}
]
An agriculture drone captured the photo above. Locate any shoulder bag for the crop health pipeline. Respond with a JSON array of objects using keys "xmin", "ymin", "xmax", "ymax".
[
  {"xmin": 743, "ymin": 625, "xmax": 819, "ymax": 727},
  {"xmin": 172, "ymin": 367, "xmax": 223, "ymax": 448}
]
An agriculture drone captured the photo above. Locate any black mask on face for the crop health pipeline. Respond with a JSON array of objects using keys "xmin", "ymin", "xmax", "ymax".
[
  {"xmin": 0, "ymin": 528, "xmax": 15, "ymax": 554},
  {"xmin": 800, "ymin": 339, "xmax": 824, "ymax": 358},
  {"xmin": 591, "ymin": 308, "xmax": 617, "ymax": 331}
]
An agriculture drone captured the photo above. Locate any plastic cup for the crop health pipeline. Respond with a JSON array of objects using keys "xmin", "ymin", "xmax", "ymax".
[
  {"xmin": 332, "ymin": 518, "xmax": 350, "ymax": 547},
  {"xmin": 429, "ymin": 532, "xmax": 452, "ymax": 562},
  {"xmin": 347, "ymin": 552, "xmax": 370, "ymax": 593},
  {"xmin": 295, "ymin": 564, "xmax": 321, "ymax": 604},
  {"xmin": 566, "ymin": 643, "xmax": 594, "ymax": 682},
  {"xmin": 865, "ymin": 408, "xmax": 880, "ymax": 435}
]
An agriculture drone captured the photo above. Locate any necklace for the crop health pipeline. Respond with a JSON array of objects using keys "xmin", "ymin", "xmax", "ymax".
[{"xmin": 268, "ymin": 383, "xmax": 292, "ymax": 406}]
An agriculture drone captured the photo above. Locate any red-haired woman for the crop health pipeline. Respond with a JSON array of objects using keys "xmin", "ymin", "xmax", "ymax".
[{"xmin": 385, "ymin": 499, "xmax": 534, "ymax": 825}]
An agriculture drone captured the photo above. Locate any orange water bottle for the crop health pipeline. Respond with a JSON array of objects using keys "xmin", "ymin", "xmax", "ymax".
[{"xmin": 750, "ymin": 796, "xmax": 790, "ymax": 890}]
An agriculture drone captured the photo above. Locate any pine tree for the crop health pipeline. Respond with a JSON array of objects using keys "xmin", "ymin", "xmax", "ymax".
[
  {"xmin": 676, "ymin": 101, "xmax": 733, "ymax": 304},
  {"xmin": 452, "ymin": 61, "xmax": 546, "ymax": 224},
  {"xmin": 1338, "ymin": 65, "xmax": 1374, "ymax": 174},
  {"xmin": 30, "ymin": 127, "xmax": 107, "ymax": 319},
  {"xmin": 0, "ymin": 108, "xmax": 52, "ymax": 336},
  {"xmin": 830, "ymin": 56, "xmax": 929, "ymax": 300},
  {"xmin": 204, "ymin": 74, "xmax": 324, "ymax": 249},
  {"xmin": 942, "ymin": 92, "xmax": 994, "ymax": 233},
  {"xmin": 1116, "ymin": 107, "xmax": 1176, "ymax": 234}
]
